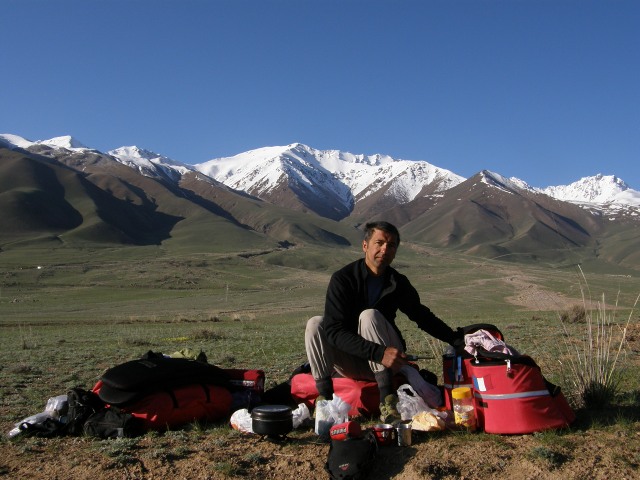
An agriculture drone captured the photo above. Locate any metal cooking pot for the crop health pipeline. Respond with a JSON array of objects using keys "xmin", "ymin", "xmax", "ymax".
[{"xmin": 251, "ymin": 405, "xmax": 293, "ymax": 438}]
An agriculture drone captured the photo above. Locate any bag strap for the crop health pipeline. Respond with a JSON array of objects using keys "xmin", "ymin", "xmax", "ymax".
[{"xmin": 471, "ymin": 348, "xmax": 538, "ymax": 367}]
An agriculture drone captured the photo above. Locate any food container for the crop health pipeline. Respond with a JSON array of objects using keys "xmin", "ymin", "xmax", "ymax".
[
  {"xmin": 371, "ymin": 423, "xmax": 396, "ymax": 446},
  {"xmin": 251, "ymin": 405, "xmax": 293, "ymax": 438}
]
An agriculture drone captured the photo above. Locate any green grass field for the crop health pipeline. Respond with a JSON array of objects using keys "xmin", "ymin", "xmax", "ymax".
[{"xmin": 2, "ymin": 241, "xmax": 638, "ymax": 421}]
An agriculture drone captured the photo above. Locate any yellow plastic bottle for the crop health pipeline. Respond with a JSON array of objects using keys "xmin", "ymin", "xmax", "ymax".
[{"xmin": 451, "ymin": 387, "xmax": 477, "ymax": 431}]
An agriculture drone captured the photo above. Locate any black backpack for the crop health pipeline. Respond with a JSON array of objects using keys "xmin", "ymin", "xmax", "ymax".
[
  {"xmin": 83, "ymin": 408, "xmax": 143, "ymax": 439},
  {"xmin": 325, "ymin": 430, "xmax": 378, "ymax": 480},
  {"xmin": 65, "ymin": 387, "xmax": 106, "ymax": 436}
]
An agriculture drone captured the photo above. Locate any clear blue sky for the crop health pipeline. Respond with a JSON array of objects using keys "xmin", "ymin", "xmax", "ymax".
[{"xmin": 2, "ymin": 0, "xmax": 638, "ymax": 188}]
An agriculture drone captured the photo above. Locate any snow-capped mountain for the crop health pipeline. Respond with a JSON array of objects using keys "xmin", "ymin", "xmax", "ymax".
[
  {"xmin": 0, "ymin": 133, "xmax": 90, "ymax": 151},
  {"xmin": 194, "ymin": 143, "xmax": 465, "ymax": 219},
  {"xmin": 479, "ymin": 170, "xmax": 537, "ymax": 194},
  {"xmin": 1, "ymin": 133, "xmax": 638, "ymax": 220},
  {"xmin": 541, "ymin": 174, "xmax": 640, "ymax": 218},
  {"xmin": 108, "ymin": 146, "xmax": 193, "ymax": 182},
  {"xmin": 2, "ymin": 132, "xmax": 638, "ymax": 267},
  {"xmin": 476, "ymin": 170, "xmax": 639, "ymax": 219}
]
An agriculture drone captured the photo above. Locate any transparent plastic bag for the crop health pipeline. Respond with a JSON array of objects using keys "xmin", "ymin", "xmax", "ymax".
[
  {"xmin": 8, "ymin": 412, "xmax": 54, "ymax": 438},
  {"xmin": 45, "ymin": 395, "xmax": 68, "ymax": 419},
  {"xmin": 314, "ymin": 395, "xmax": 350, "ymax": 438},
  {"xmin": 8, "ymin": 394, "xmax": 69, "ymax": 438},
  {"xmin": 396, "ymin": 384, "xmax": 431, "ymax": 421}
]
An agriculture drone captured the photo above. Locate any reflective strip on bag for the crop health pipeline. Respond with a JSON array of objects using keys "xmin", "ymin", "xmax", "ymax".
[{"xmin": 474, "ymin": 390, "xmax": 550, "ymax": 400}]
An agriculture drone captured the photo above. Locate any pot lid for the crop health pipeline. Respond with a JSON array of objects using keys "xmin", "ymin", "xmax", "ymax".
[{"xmin": 252, "ymin": 405, "xmax": 292, "ymax": 415}]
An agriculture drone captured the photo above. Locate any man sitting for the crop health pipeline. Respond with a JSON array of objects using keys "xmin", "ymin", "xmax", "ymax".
[{"xmin": 305, "ymin": 221, "xmax": 461, "ymax": 422}]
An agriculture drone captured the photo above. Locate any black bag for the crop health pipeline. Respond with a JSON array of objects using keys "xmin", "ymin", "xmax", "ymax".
[
  {"xmin": 83, "ymin": 408, "xmax": 143, "ymax": 439},
  {"xmin": 98, "ymin": 356, "xmax": 230, "ymax": 406},
  {"xmin": 325, "ymin": 430, "xmax": 378, "ymax": 480},
  {"xmin": 65, "ymin": 387, "xmax": 106, "ymax": 436}
]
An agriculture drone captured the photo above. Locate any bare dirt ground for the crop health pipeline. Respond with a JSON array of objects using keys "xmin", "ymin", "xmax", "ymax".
[
  {"xmin": 502, "ymin": 275, "xmax": 578, "ymax": 312},
  {"xmin": 2, "ymin": 417, "xmax": 639, "ymax": 480}
]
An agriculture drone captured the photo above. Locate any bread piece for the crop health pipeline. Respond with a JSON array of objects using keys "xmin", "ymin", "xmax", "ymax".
[{"xmin": 411, "ymin": 411, "xmax": 445, "ymax": 432}]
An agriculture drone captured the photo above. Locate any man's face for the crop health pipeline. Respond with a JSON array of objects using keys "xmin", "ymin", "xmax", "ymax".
[{"xmin": 363, "ymin": 228, "xmax": 398, "ymax": 276}]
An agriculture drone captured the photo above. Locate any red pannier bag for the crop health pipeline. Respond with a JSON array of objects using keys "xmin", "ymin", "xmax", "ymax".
[
  {"xmin": 93, "ymin": 380, "xmax": 233, "ymax": 431},
  {"xmin": 290, "ymin": 373, "xmax": 411, "ymax": 417},
  {"xmin": 468, "ymin": 355, "xmax": 575, "ymax": 434}
]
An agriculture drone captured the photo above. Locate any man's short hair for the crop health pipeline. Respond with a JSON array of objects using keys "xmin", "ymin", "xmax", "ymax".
[{"xmin": 363, "ymin": 221, "xmax": 400, "ymax": 245}]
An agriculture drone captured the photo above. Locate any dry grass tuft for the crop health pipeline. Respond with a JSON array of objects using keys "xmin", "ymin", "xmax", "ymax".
[
  {"xmin": 559, "ymin": 305, "xmax": 587, "ymax": 324},
  {"xmin": 558, "ymin": 269, "xmax": 639, "ymax": 409}
]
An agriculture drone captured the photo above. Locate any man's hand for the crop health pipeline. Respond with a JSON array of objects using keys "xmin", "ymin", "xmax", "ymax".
[{"xmin": 381, "ymin": 347, "xmax": 408, "ymax": 371}]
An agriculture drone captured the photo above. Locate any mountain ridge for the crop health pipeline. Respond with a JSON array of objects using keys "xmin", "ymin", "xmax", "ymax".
[
  {"xmin": 3, "ymin": 133, "xmax": 637, "ymax": 215},
  {"xmin": 1, "ymin": 132, "xmax": 638, "ymax": 269}
]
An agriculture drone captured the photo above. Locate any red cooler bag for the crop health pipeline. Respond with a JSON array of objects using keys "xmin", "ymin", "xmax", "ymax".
[{"xmin": 468, "ymin": 355, "xmax": 575, "ymax": 434}]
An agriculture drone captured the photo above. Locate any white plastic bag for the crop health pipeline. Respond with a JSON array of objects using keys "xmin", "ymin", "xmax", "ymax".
[
  {"xmin": 314, "ymin": 395, "xmax": 350, "ymax": 438},
  {"xmin": 292, "ymin": 403, "xmax": 311, "ymax": 428},
  {"xmin": 230, "ymin": 408, "xmax": 254, "ymax": 433},
  {"xmin": 396, "ymin": 384, "xmax": 432, "ymax": 421}
]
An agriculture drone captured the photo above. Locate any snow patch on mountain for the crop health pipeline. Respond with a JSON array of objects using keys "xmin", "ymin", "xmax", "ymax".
[
  {"xmin": 38, "ymin": 135, "xmax": 89, "ymax": 151},
  {"xmin": 0, "ymin": 133, "xmax": 35, "ymax": 149},
  {"xmin": 480, "ymin": 170, "xmax": 536, "ymax": 195}
]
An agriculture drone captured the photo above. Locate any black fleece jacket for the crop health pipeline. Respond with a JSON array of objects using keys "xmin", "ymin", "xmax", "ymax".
[{"xmin": 323, "ymin": 258, "xmax": 457, "ymax": 364}]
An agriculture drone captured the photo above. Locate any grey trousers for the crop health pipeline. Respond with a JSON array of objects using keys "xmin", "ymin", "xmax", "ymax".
[{"xmin": 304, "ymin": 309, "xmax": 404, "ymax": 382}]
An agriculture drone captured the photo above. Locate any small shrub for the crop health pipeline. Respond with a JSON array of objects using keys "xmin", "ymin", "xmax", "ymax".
[
  {"xmin": 529, "ymin": 446, "xmax": 568, "ymax": 469},
  {"xmin": 213, "ymin": 461, "xmax": 240, "ymax": 476},
  {"xmin": 560, "ymin": 305, "xmax": 587, "ymax": 324}
]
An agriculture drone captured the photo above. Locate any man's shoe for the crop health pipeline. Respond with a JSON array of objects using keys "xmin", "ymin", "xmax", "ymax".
[{"xmin": 379, "ymin": 394, "xmax": 400, "ymax": 424}]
